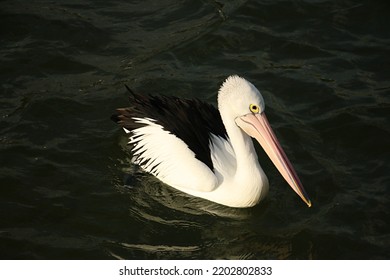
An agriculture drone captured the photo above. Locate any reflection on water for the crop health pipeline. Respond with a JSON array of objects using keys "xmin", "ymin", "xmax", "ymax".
[{"xmin": 1, "ymin": 0, "xmax": 389, "ymax": 259}]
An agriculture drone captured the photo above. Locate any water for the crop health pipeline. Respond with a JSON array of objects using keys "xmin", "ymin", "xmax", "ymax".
[{"xmin": 1, "ymin": 0, "xmax": 389, "ymax": 259}]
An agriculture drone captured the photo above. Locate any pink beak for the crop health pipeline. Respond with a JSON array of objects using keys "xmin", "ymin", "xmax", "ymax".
[{"xmin": 236, "ymin": 112, "xmax": 311, "ymax": 207}]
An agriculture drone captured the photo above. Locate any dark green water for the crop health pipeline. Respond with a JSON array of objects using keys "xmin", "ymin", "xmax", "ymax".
[{"xmin": 1, "ymin": 0, "xmax": 389, "ymax": 259}]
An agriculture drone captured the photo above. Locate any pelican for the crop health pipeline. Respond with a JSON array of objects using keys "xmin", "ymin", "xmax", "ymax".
[{"xmin": 112, "ymin": 75, "xmax": 311, "ymax": 208}]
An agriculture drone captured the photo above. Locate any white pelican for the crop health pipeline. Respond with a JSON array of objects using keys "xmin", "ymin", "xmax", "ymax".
[{"xmin": 112, "ymin": 75, "xmax": 311, "ymax": 208}]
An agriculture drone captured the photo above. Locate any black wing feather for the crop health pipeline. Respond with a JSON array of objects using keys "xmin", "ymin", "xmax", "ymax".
[{"xmin": 111, "ymin": 87, "xmax": 227, "ymax": 170}]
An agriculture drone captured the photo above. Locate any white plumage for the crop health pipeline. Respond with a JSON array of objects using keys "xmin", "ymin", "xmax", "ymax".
[{"xmin": 127, "ymin": 117, "xmax": 217, "ymax": 192}]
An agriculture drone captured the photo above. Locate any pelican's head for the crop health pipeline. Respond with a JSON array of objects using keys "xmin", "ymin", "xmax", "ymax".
[{"xmin": 218, "ymin": 75, "xmax": 312, "ymax": 207}]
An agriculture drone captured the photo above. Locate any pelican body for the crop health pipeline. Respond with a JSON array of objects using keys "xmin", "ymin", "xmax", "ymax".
[{"xmin": 112, "ymin": 76, "xmax": 311, "ymax": 208}]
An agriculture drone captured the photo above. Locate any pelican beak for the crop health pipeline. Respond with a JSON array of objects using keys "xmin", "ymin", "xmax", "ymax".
[{"xmin": 236, "ymin": 112, "xmax": 311, "ymax": 207}]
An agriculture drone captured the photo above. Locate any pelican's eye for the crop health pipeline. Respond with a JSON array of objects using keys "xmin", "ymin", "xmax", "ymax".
[{"xmin": 249, "ymin": 104, "xmax": 259, "ymax": 113}]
